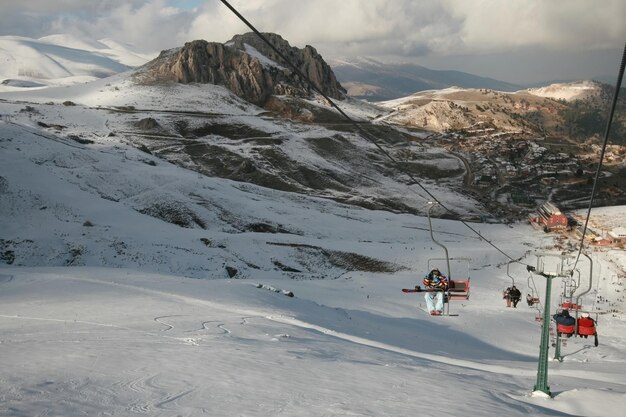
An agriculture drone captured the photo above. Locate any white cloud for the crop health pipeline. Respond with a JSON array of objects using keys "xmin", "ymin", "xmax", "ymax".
[
  {"xmin": 2, "ymin": 0, "xmax": 624, "ymax": 56},
  {"xmin": 448, "ymin": 0, "xmax": 626, "ymax": 53},
  {"xmin": 0, "ymin": 0, "xmax": 624, "ymax": 82}
]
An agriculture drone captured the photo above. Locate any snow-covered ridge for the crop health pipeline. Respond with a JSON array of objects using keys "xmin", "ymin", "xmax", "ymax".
[
  {"xmin": 0, "ymin": 34, "xmax": 154, "ymax": 91},
  {"xmin": 525, "ymin": 80, "xmax": 603, "ymax": 102}
]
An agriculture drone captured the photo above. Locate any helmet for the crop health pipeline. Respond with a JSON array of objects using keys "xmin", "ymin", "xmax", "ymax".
[{"xmin": 581, "ymin": 312, "xmax": 590, "ymax": 318}]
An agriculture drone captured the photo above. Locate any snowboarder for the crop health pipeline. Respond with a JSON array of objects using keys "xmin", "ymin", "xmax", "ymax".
[
  {"xmin": 509, "ymin": 285, "xmax": 522, "ymax": 308},
  {"xmin": 423, "ymin": 268, "xmax": 448, "ymax": 315}
]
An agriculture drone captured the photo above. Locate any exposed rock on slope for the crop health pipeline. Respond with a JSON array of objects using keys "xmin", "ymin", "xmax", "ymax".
[
  {"xmin": 378, "ymin": 87, "xmax": 567, "ymax": 135},
  {"xmin": 229, "ymin": 33, "xmax": 345, "ymax": 100},
  {"xmin": 137, "ymin": 33, "xmax": 345, "ymax": 107},
  {"xmin": 378, "ymin": 81, "xmax": 625, "ymax": 140}
]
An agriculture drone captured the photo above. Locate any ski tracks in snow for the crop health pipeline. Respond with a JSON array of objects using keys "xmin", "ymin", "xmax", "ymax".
[
  {"xmin": 153, "ymin": 315, "xmax": 179, "ymax": 331},
  {"xmin": 14, "ymin": 273, "xmax": 623, "ymax": 386},
  {"xmin": 120, "ymin": 372, "xmax": 196, "ymax": 414}
]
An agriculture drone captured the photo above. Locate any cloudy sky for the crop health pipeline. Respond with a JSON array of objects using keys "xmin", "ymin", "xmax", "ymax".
[{"xmin": 1, "ymin": 0, "xmax": 624, "ymax": 85}]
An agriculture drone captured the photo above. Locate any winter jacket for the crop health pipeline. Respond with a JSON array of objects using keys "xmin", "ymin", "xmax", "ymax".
[
  {"xmin": 553, "ymin": 310, "xmax": 575, "ymax": 326},
  {"xmin": 509, "ymin": 288, "xmax": 522, "ymax": 300},
  {"xmin": 424, "ymin": 271, "xmax": 448, "ymax": 290}
]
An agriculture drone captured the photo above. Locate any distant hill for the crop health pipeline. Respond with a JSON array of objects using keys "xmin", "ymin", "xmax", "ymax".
[
  {"xmin": 0, "ymin": 35, "xmax": 152, "ymax": 91},
  {"xmin": 329, "ymin": 57, "xmax": 521, "ymax": 101},
  {"xmin": 376, "ymin": 80, "xmax": 626, "ymax": 142}
]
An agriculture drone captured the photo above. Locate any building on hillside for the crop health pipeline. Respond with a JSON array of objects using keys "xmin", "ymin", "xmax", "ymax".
[
  {"xmin": 529, "ymin": 202, "xmax": 568, "ymax": 232},
  {"xmin": 592, "ymin": 236, "xmax": 613, "ymax": 246},
  {"xmin": 608, "ymin": 227, "xmax": 626, "ymax": 243}
]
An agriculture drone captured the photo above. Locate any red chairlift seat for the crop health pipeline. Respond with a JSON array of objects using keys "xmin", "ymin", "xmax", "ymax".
[
  {"xmin": 556, "ymin": 323, "xmax": 576, "ymax": 336},
  {"xmin": 446, "ymin": 278, "xmax": 470, "ymax": 300},
  {"xmin": 577, "ymin": 316, "xmax": 596, "ymax": 337},
  {"xmin": 561, "ymin": 301, "xmax": 582, "ymax": 310}
]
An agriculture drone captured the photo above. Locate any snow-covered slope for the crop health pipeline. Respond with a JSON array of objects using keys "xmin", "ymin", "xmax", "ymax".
[
  {"xmin": 2, "ymin": 88, "xmax": 626, "ymax": 415},
  {"xmin": 526, "ymin": 80, "xmax": 605, "ymax": 102},
  {"xmin": 1, "ymin": 40, "xmax": 626, "ymax": 414},
  {"xmin": 0, "ymin": 35, "xmax": 152, "ymax": 92},
  {"xmin": 39, "ymin": 34, "xmax": 154, "ymax": 67},
  {"xmin": 0, "ymin": 69, "xmax": 480, "ymax": 217}
]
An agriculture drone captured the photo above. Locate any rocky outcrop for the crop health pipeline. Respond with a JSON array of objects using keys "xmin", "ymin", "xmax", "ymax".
[
  {"xmin": 228, "ymin": 32, "xmax": 345, "ymax": 100},
  {"xmin": 138, "ymin": 33, "xmax": 345, "ymax": 106}
]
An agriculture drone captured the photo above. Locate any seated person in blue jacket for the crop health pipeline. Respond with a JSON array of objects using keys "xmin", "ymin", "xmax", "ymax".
[
  {"xmin": 423, "ymin": 268, "xmax": 449, "ymax": 315},
  {"xmin": 553, "ymin": 309, "xmax": 575, "ymax": 336}
]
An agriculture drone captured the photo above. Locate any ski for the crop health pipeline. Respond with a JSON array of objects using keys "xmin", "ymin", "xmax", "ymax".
[{"xmin": 402, "ymin": 286, "xmax": 444, "ymax": 293}]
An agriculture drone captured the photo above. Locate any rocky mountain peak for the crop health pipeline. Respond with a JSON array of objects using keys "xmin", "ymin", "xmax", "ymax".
[{"xmin": 137, "ymin": 33, "xmax": 345, "ymax": 107}]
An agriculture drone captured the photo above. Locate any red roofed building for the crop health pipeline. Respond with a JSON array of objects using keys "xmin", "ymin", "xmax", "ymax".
[{"xmin": 536, "ymin": 202, "xmax": 568, "ymax": 232}]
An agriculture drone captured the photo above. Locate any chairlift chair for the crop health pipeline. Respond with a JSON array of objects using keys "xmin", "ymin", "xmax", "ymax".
[
  {"xmin": 527, "ymin": 274, "xmax": 540, "ymax": 307},
  {"xmin": 426, "ymin": 202, "xmax": 470, "ymax": 299},
  {"xmin": 576, "ymin": 312, "xmax": 598, "ymax": 338},
  {"xmin": 427, "ymin": 257, "xmax": 471, "ymax": 301},
  {"xmin": 420, "ymin": 202, "xmax": 471, "ymax": 316},
  {"xmin": 503, "ymin": 261, "xmax": 516, "ymax": 303},
  {"xmin": 560, "ymin": 269, "xmax": 582, "ymax": 310}
]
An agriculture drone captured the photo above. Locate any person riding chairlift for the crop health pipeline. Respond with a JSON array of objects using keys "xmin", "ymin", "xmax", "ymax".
[
  {"xmin": 553, "ymin": 309, "xmax": 576, "ymax": 337},
  {"xmin": 577, "ymin": 312, "xmax": 596, "ymax": 338},
  {"xmin": 423, "ymin": 268, "xmax": 449, "ymax": 315}
]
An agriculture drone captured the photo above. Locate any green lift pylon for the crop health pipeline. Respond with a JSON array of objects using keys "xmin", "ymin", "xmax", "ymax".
[
  {"xmin": 532, "ymin": 267, "xmax": 554, "ymax": 396},
  {"xmin": 528, "ymin": 252, "xmax": 577, "ymax": 397}
]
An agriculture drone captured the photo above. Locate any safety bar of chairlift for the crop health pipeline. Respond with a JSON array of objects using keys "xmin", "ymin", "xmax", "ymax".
[{"xmin": 573, "ymin": 253, "xmax": 593, "ymax": 335}]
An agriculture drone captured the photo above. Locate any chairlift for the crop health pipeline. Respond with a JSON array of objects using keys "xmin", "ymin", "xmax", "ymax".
[
  {"xmin": 554, "ymin": 313, "xmax": 576, "ymax": 337},
  {"xmin": 526, "ymin": 274, "xmax": 540, "ymax": 307},
  {"xmin": 553, "ymin": 309, "xmax": 598, "ymax": 347},
  {"xmin": 552, "ymin": 252, "xmax": 599, "ymax": 361},
  {"xmin": 560, "ymin": 269, "xmax": 582, "ymax": 310},
  {"xmin": 424, "ymin": 202, "xmax": 470, "ymax": 315},
  {"xmin": 571, "ymin": 257, "xmax": 599, "ymax": 346},
  {"xmin": 427, "ymin": 257, "xmax": 471, "ymax": 301},
  {"xmin": 526, "ymin": 273, "xmax": 543, "ymax": 321},
  {"xmin": 502, "ymin": 261, "xmax": 516, "ymax": 300},
  {"xmin": 401, "ymin": 203, "xmax": 472, "ymax": 316}
]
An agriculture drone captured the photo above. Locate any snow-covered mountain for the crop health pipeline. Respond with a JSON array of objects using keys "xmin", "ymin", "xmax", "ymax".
[
  {"xmin": 39, "ymin": 34, "xmax": 154, "ymax": 67},
  {"xmin": 329, "ymin": 56, "xmax": 521, "ymax": 101},
  {"xmin": 2, "ymin": 35, "xmax": 626, "ymax": 416},
  {"xmin": 0, "ymin": 34, "xmax": 153, "ymax": 91}
]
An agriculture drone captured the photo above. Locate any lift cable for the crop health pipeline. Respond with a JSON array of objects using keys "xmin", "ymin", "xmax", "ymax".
[
  {"xmin": 218, "ymin": 0, "xmax": 430, "ymax": 203},
  {"xmin": 571, "ymin": 43, "xmax": 626, "ymax": 273},
  {"xmin": 221, "ymin": 0, "xmax": 618, "ymax": 267}
]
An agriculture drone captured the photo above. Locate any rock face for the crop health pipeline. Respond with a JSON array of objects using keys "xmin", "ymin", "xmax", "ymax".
[{"xmin": 138, "ymin": 33, "xmax": 345, "ymax": 106}]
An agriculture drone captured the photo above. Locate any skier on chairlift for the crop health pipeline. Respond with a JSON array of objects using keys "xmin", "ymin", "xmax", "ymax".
[
  {"xmin": 423, "ymin": 268, "xmax": 448, "ymax": 315},
  {"xmin": 509, "ymin": 285, "xmax": 522, "ymax": 308}
]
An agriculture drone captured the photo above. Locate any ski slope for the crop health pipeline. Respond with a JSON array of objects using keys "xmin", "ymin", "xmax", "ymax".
[
  {"xmin": 1, "ymin": 59, "xmax": 626, "ymax": 417},
  {"xmin": 1, "ymin": 262, "xmax": 625, "ymax": 417}
]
